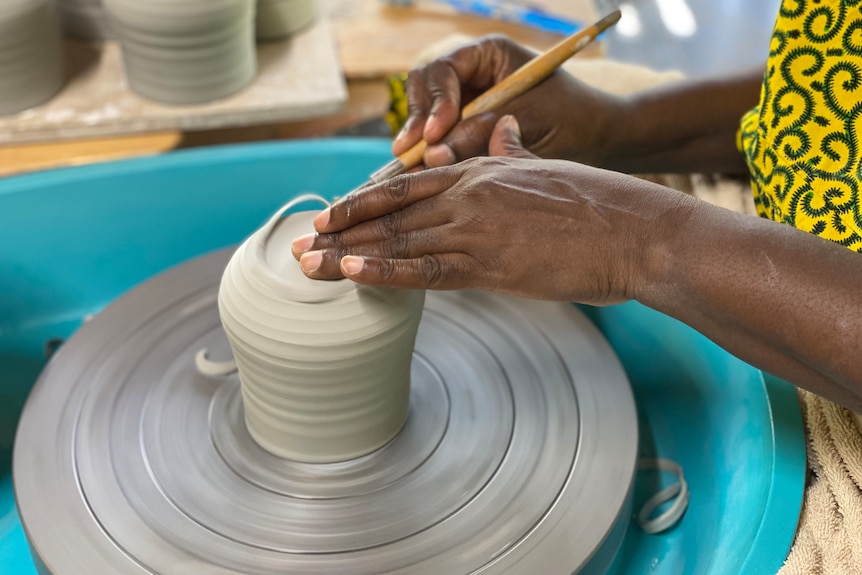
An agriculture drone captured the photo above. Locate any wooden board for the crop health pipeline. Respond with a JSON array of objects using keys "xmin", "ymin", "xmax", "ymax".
[
  {"xmin": 324, "ymin": 0, "xmax": 601, "ymax": 79},
  {"xmin": 0, "ymin": 80, "xmax": 389, "ymax": 178},
  {"xmin": 0, "ymin": 19, "xmax": 347, "ymax": 145}
]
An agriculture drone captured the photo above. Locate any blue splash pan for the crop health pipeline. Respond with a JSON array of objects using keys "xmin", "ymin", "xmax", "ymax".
[{"xmin": 0, "ymin": 139, "xmax": 804, "ymax": 574}]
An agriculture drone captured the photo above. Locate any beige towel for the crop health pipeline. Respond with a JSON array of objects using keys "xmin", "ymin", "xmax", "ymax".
[
  {"xmin": 412, "ymin": 38, "xmax": 862, "ymax": 574},
  {"xmin": 777, "ymin": 391, "xmax": 862, "ymax": 575}
]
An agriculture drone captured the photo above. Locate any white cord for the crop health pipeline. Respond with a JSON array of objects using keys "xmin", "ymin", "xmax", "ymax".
[
  {"xmin": 635, "ymin": 457, "xmax": 690, "ymax": 534},
  {"xmin": 195, "ymin": 349, "xmax": 237, "ymax": 377}
]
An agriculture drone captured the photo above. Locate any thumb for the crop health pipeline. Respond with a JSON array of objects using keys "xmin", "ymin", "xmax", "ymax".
[{"xmin": 488, "ymin": 115, "xmax": 539, "ymax": 159}]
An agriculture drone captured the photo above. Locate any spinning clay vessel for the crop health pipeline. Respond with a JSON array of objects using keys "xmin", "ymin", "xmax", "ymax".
[
  {"xmin": 0, "ymin": 0, "xmax": 64, "ymax": 116},
  {"xmin": 217, "ymin": 198, "xmax": 426, "ymax": 463},
  {"xmin": 103, "ymin": 0, "xmax": 256, "ymax": 104}
]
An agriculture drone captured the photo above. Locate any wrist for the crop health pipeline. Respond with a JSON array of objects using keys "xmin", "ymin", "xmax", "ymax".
[{"xmin": 625, "ymin": 182, "xmax": 701, "ymax": 309}]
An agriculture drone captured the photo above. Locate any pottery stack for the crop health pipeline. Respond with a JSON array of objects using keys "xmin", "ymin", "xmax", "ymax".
[
  {"xmin": 102, "ymin": 0, "xmax": 257, "ymax": 104},
  {"xmin": 0, "ymin": 0, "xmax": 64, "ymax": 116},
  {"xmin": 218, "ymin": 200, "xmax": 426, "ymax": 463},
  {"xmin": 56, "ymin": 0, "xmax": 113, "ymax": 40},
  {"xmin": 256, "ymin": 0, "xmax": 316, "ymax": 40}
]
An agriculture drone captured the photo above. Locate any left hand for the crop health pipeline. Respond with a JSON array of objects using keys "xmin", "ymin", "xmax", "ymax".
[{"xmin": 291, "ymin": 116, "xmax": 695, "ymax": 305}]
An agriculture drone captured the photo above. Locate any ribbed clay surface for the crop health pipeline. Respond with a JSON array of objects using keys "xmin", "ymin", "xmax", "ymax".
[{"xmin": 218, "ymin": 204, "xmax": 425, "ymax": 463}]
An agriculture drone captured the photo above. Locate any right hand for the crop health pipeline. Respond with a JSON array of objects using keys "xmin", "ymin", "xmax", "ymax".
[
  {"xmin": 393, "ymin": 35, "xmax": 626, "ymax": 168},
  {"xmin": 295, "ymin": 115, "xmax": 688, "ymax": 305}
]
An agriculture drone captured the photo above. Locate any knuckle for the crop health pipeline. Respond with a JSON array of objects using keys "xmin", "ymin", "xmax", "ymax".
[
  {"xmin": 376, "ymin": 212, "xmax": 402, "ymax": 239},
  {"xmin": 378, "ymin": 258, "xmax": 397, "ymax": 282},
  {"xmin": 460, "ymin": 157, "xmax": 498, "ymax": 183},
  {"xmin": 428, "ymin": 84, "xmax": 451, "ymax": 108},
  {"xmin": 419, "ymin": 254, "xmax": 444, "ymax": 286},
  {"xmin": 406, "ymin": 68, "xmax": 422, "ymax": 88},
  {"xmin": 484, "ymin": 33, "xmax": 511, "ymax": 48},
  {"xmin": 383, "ymin": 177, "xmax": 410, "ymax": 206},
  {"xmin": 460, "ymin": 156, "xmax": 485, "ymax": 171},
  {"xmin": 383, "ymin": 235, "xmax": 410, "ymax": 259},
  {"xmin": 443, "ymin": 42, "xmax": 476, "ymax": 66}
]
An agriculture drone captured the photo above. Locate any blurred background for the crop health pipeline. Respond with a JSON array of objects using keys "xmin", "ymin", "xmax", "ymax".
[
  {"xmin": 599, "ymin": 0, "xmax": 781, "ymax": 78},
  {"xmin": 0, "ymin": 0, "xmax": 783, "ymax": 177}
]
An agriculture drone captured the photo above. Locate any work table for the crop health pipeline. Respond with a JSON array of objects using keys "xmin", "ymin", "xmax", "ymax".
[{"xmin": 0, "ymin": 0, "xmax": 597, "ymax": 178}]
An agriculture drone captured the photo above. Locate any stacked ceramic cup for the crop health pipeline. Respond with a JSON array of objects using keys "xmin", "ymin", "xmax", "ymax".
[
  {"xmin": 256, "ymin": 0, "xmax": 316, "ymax": 41},
  {"xmin": 102, "ymin": 0, "xmax": 257, "ymax": 104},
  {"xmin": 56, "ymin": 0, "xmax": 113, "ymax": 40},
  {"xmin": 0, "ymin": 0, "xmax": 64, "ymax": 116},
  {"xmin": 218, "ymin": 198, "xmax": 426, "ymax": 463}
]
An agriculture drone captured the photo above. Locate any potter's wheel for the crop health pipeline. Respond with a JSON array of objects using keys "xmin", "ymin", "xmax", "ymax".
[{"xmin": 14, "ymin": 248, "xmax": 638, "ymax": 575}]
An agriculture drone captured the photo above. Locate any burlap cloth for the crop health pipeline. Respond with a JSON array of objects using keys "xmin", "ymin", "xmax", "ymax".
[{"xmin": 413, "ymin": 38, "xmax": 862, "ymax": 574}]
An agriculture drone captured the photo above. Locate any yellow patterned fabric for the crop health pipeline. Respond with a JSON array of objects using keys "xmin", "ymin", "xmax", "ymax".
[{"xmin": 738, "ymin": 0, "xmax": 862, "ymax": 251}]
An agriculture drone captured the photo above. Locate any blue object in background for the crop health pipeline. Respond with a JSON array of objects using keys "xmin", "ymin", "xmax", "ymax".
[
  {"xmin": 0, "ymin": 139, "xmax": 805, "ymax": 574},
  {"xmin": 384, "ymin": 0, "xmax": 582, "ymax": 36}
]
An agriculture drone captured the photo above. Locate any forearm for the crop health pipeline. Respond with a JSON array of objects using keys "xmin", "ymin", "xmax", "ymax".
[
  {"xmin": 637, "ymin": 196, "xmax": 862, "ymax": 410},
  {"xmin": 600, "ymin": 67, "xmax": 764, "ymax": 176}
]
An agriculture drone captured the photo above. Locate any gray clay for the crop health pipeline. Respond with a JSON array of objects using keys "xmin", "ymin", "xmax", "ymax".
[
  {"xmin": 0, "ymin": 0, "xmax": 64, "ymax": 116},
  {"xmin": 14, "ymin": 245, "xmax": 638, "ymax": 574},
  {"xmin": 256, "ymin": 0, "xmax": 317, "ymax": 41},
  {"xmin": 103, "ymin": 0, "xmax": 257, "ymax": 104},
  {"xmin": 218, "ymin": 198, "xmax": 426, "ymax": 463}
]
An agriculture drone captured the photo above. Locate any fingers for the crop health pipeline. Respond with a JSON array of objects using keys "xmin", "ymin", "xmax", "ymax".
[
  {"xmin": 292, "ymin": 195, "xmax": 450, "ymax": 260},
  {"xmin": 341, "ymin": 254, "xmax": 478, "ymax": 291},
  {"xmin": 313, "ymin": 167, "xmax": 461, "ymax": 234},
  {"xmin": 392, "ymin": 35, "xmax": 531, "ymax": 163},
  {"xmin": 393, "ymin": 62, "xmax": 462, "ymax": 157},
  {"xmin": 421, "ymin": 61, "xmax": 464, "ymax": 144},
  {"xmin": 392, "ymin": 70, "xmax": 433, "ymax": 156},
  {"xmin": 488, "ymin": 115, "xmax": 539, "ymax": 160},
  {"xmin": 297, "ymin": 226, "xmax": 456, "ymax": 280}
]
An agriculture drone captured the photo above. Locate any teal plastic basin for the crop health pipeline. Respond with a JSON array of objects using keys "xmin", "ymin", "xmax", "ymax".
[{"xmin": 0, "ymin": 139, "xmax": 805, "ymax": 574}]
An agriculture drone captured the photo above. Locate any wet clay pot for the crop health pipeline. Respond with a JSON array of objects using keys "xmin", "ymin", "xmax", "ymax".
[
  {"xmin": 217, "ymin": 200, "xmax": 426, "ymax": 463},
  {"xmin": 256, "ymin": 0, "xmax": 316, "ymax": 41},
  {"xmin": 0, "ymin": 0, "xmax": 64, "ymax": 116},
  {"xmin": 103, "ymin": 0, "xmax": 257, "ymax": 104}
]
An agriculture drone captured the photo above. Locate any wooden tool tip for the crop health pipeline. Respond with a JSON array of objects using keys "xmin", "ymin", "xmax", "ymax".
[{"xmin": 596, "ymin": 9, "xmax": 622, "ymax": 32}]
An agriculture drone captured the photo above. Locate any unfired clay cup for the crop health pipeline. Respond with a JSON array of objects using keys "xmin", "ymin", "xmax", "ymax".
[
  {"xmin": 102, "ymin": 0, "xmax": 256, "ymax": 104},
  {"xmin": 218, "ymin": 203, "xmax": 425, "ymax": 463},
  {"xmin": 0, "ymin": 0, "xmax": 64, "ymax": 116},
  {"xmin": 256, "ymin": 0, "xmax": 316, "ymax": 41}
]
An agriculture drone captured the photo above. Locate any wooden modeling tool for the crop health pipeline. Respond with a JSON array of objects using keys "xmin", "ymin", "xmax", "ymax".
[{"xmin": 355, "ymin": 8, "xmax": 622, "ymax": 189}]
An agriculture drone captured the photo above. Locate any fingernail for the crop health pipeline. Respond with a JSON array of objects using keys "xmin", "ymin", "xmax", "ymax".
[
  {"xmin": 313, "ymin": 208, "xmax": 330, "ymax": 229},
  {"xmin": 426, "ymin": 144, "xmax": 456, "ymax": 166},
  {"xmin": 300, "ymin": 250, "xmax": 323, "ymax": 273},
  {"xmin": 291, "ymin": 233, "xmax": 315, "ymax": 255},
  {"xmin": 341, "ymin": 255, "xmax": 365, "ymax": 276}
]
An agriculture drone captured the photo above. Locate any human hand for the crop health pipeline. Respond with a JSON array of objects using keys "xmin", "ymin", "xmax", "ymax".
[
  {"xmin": 293, "ymin": 116, "xmax": 695, "ymax": 305},
  {"xmin": 393, "ymin": 35, "xmax": 626, "ymax": 169}
]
